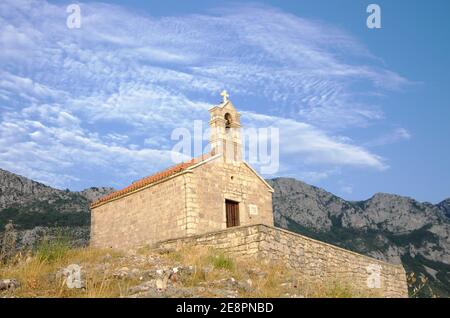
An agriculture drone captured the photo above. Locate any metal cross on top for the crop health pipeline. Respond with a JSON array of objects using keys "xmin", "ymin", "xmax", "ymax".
[{"xmin": 220, "ymin": 90, "xmax": 229, "ymax": 103}]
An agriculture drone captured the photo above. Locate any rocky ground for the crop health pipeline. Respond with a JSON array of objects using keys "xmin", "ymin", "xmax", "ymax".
[
  {"xmin": 0, "ymin": 245, "xmax": 363, "ymax": 298},
  {"xmin": 2, "ymin": 168, "xmax": 450, "ymax": 297}
]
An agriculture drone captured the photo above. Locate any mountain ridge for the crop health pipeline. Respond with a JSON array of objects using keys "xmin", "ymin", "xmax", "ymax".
[
  {"xmin": 0, "ymin": 169, "xmax": 115, "ymax": 230},
  {"xmin": 268, "ymin": 177, "xmax": 450, "ymax": 297},
  {"xmin": 1, "ymin": 169, "xmax": 450, "ymax": 297},
  {"xmin": 0, "ymin": 168, "xmax": 115, "ymax": 211},
  {"xmin": 438, "ymin": 198, "xmax": 450, "ymax": 218}
]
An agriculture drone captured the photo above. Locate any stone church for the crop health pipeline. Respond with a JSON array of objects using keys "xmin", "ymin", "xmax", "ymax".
[
  {"xmin": 90, "ymin": 92, "xmax": 408, "ymax": 297},
  {"xmin": 91, "ymin": 92, "xmax": 274, "ymax": 249}
]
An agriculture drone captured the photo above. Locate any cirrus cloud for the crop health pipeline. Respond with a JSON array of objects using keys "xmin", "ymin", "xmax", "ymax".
[{"xmin": 0, "ymin": 0, "xmax": 409, "ymax": 190}]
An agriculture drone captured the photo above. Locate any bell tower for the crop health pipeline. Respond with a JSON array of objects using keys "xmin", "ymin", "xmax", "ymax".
[{"xmin": 209, "ymin": 90, "xmax": 242, "ymax": 162}]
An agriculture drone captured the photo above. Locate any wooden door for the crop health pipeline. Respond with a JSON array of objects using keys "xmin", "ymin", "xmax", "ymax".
[{"xmin": 225, "ymin": 200, "xmax": 240, "ymax": 228}]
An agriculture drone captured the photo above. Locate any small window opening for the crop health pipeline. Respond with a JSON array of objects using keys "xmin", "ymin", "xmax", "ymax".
[{"xmin": 224, "ymin": 113, "xmax": 232, "ymax": 129}]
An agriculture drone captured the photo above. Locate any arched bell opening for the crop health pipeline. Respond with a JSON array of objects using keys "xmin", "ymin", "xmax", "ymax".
[{"xmin": 224, "ymin": 113, "xmax": 232, "ymax": 129}]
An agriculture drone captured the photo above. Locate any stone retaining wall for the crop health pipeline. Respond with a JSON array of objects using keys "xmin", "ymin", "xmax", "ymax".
[{"xmin": 156, "ymin": 224, "xmax": 408, "ymax": 298}]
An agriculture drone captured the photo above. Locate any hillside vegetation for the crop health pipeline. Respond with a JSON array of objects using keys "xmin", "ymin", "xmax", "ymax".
[
  {"xmin": 0, "ymin": 241, "xmax": 372, "ymax": 298},
  {"xmin": 1, "ymin": 169, "xmax": 450, "ymax": 297}
]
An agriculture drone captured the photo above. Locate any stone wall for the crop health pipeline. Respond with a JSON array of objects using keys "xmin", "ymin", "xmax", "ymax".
[
  {"xmin": 189, "ymin": 158, "xmax": 274, "ymax": 236},
  {"xmin": 91, "ymin": 173, "xmax": 189, "ymax": 249},
  {"xmin": 156, "ymin": 224, "xmax": 408, "ymax": 298},
  {"xmin": 91, "ymin": 155, "xmax": 274, "ymax": 249}
]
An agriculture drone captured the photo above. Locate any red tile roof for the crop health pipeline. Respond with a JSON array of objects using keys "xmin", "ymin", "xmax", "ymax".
[{"xmin": 90, "ymin": 152, "xmax": 214, "ymax": 208}]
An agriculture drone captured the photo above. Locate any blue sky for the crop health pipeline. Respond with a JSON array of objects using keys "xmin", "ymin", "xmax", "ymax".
[{"xmin": 0, "ymin": 0, "xmax": 449, "ymax": 203}]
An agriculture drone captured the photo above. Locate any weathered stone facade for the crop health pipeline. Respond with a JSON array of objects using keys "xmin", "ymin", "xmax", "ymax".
[
  {"xmin": 91, "ymin": 170, "xmax": 190, "ymax": 249},
  {"xmin": 91, "ymin": 156, "xmax": 274, "ymax": 249},
  {"xmin": 90, "ymin": 94, "xmax": 408, "ymax": 298},
  {"xmin": 189, "ymin": 159, "xmax": 274, "ymax": 236},
  {"xmin": 157, "ymin": 224, "xmax": 408, "ymax": 298},
  {"xmin": 91, "ymin": 97, "xmax": 274, "ymax": 249}
]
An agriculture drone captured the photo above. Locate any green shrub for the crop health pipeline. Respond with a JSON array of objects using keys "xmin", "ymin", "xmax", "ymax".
[
  {"xmin": 35, "ymin": 234, "xmax": 71, "ymax": 263},
  {"xmin": 210, "ymin": 253, "xmax": 234, "ymax": 271},
  {"xmin": 0, "ymin": 220, "xmax": 17, "ymax": 264}
]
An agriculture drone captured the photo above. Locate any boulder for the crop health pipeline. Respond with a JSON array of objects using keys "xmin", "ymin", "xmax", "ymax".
[
  {"xmin": 0, "ymin": 279, "xmax": 20, "ymax": 291},
  {"xmin": 56, "ymin": 264, "xmax": 84, "ymax": 289}
]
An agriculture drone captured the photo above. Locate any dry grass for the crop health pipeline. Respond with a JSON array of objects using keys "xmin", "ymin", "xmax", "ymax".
[
  {"xmin": 0, "ymin": 245, "xmax": 124, "ymax": 298},
  {"xmin": 159, "ymin": 245, "xmax": 376, "ymax": 298},
  {"xmin": 1, "ymin": 243, "xmax": 379, "ymax": 298},
  {"xmin": 162, "ymin": 245, "xmax": 228, "ymax": 286}
]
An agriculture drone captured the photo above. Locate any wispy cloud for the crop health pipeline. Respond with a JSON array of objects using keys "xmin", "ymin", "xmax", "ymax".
[
  {"xmin": 0, "ymin": 103, "xmax": 180, "ymax": 188},
  {"xmin": 244, "ymin": 112, "xmax": 387, "ymax": 171},
  {"xmin": 0, "ymin": 0, "xmax": 408, "ymax": 189},
  {"xmin": 364, "ymin": 128, "xmax": 412, "ymax": 147}
]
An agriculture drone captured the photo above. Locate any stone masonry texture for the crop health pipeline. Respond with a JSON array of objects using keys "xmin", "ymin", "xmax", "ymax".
[
  {"xmin": 156, "ymin": 224, "xmax": 408, "ymax": 298},
  {"xmin": 90, "ymin": 156, "xmax": 274, "ymax": 249},
  {"xmin": 90, "ymin": 99, "xmax": 408, "ymax": 297}
]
